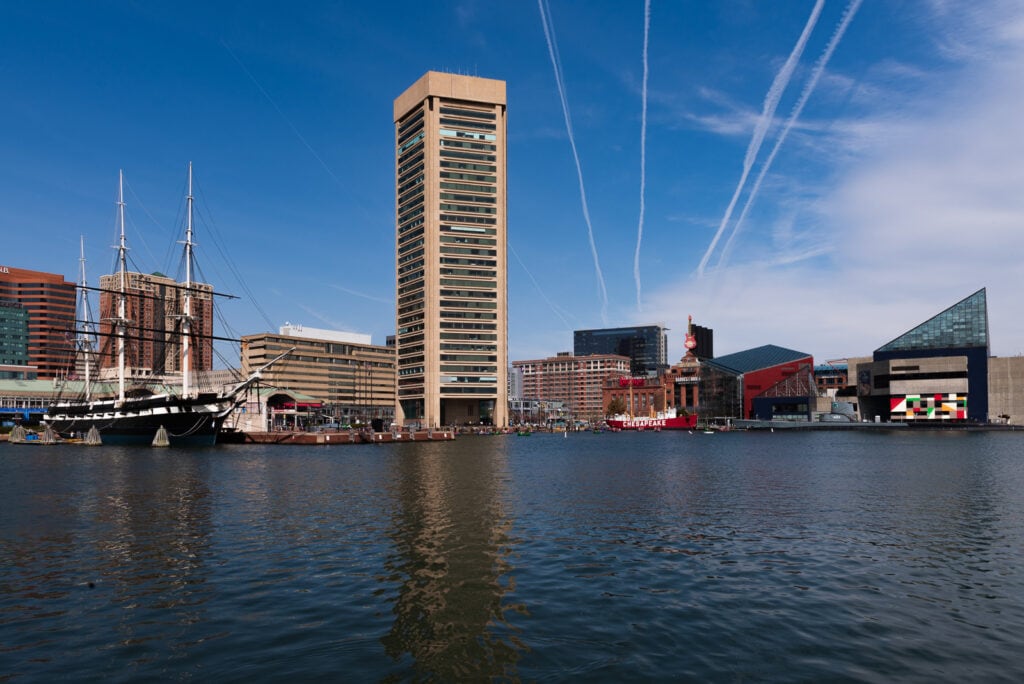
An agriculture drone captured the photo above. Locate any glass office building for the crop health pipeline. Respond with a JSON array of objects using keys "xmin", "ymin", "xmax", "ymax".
[
  {"xmin": 0, "ymin": 300, "xmax": 30, "ymax": 376},
  {"xmin": 574, "ymin": 325, "xmax": 668, "ymax": 376}
]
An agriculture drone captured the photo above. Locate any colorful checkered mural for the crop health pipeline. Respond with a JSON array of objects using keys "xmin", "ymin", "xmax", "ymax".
[{"xmin": 890, "ymin": 394, "xmax": 967, "ymax": 420}]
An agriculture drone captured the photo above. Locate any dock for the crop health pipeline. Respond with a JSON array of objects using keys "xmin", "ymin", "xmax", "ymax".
[{"xmin": 223, "ymin": 429, "xmax": 456, "ymax": 445}]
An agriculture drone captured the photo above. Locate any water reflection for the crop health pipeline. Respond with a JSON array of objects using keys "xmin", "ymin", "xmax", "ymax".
[
  {"xmin": 379, "ymin": 440, "xmax": 526, "ymax": 680},
  {"xmin": 94, "ymin": 452, "xmax": 215, "ymax": 667},
  {"xmin": 3, "ymin": 433, "xmax": 1024, "ymax": 681},
  {"xmin": 0, "ymin": 448, "xmax": 215, "ymax": 676}
]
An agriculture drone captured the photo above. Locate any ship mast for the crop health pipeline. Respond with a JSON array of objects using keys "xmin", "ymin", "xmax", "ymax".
[
  {"xmin": 115, "ymin": 171, "xmax": 129, "ymax": 403},
  {"xmin": 77, "ymin": 236, "xmax": 95, "ymax": 401},
  {"xmin": 181, "ymin": 162, "xmax": 194, "ymax": 399}
]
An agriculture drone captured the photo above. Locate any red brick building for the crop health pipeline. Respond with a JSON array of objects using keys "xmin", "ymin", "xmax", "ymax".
[
  {"xmin": 98, "ymin": 271, "xmax": 213, "ymax": 376},
  {"xmin": 513, "ymin": 352, "xmax": 630, "ymax": 423},
  {"xmin": 602, "ymin": 352, "xmax": 702, "ymax": 418},
  {"xmin": 0, "ymin": 265, "xmax": 76, "ymax": 379}
]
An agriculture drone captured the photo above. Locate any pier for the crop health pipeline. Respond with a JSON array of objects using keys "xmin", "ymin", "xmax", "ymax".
[{"xmin": 222, "ymin": 429, "xmax": 455, "ymax": 445}]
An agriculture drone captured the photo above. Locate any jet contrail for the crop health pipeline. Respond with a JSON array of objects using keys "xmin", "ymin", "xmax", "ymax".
[
  {"xmin": 717, "ymin": 0, "xmax": 863, "ymax": 269},
  {"xmin": 221, "ymin": 39, "xmax": 372, "ymax": 220},
  {"xmin": 633, "ymin": 0, "xmax": 651, "ymax": 312},
  {"xmin": 327, "ymin": 283, "xmax": 394, "ymax": 305},
  {"xmin": 538, "ymin": 0, "xmax": 609, "ymax": 323},
  {"xmin": 511, "ymin": 243, "xmax": 574, "ymax": 329},
  {"xmin": 696, "ymin": 0, "xmax": 825, "ymax": 277}
]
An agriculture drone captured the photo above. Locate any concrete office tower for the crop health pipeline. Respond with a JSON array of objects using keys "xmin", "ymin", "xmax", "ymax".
[{"xmin": 393, "ymin": 71, "xmax": 508, "ymax": 428}]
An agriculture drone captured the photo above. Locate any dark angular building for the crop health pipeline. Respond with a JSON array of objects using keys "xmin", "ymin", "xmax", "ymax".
[
  {"xmin": 574, "ymin": 325, "xmax": 668, "ymax": 376},
  {"xmin": 856, "ymin": 288, "xmax": 990, "ymax": 422}
]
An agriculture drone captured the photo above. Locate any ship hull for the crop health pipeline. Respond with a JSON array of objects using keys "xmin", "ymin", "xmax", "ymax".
[
  {"xmin": 45, "ymin": 393, "xmax": 235, "ymax": 447},
  {"xmin": 606, "ymin": 414, "xmax": 698, "ymax": 430}
]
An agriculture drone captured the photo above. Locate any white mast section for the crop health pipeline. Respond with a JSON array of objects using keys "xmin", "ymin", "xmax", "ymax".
[
  {"xmin": 181, "ymin": 162, "xmax": 194, "ymax": 399},
  {"xmin": 78, "ymin": 236, "xmax": 93, "ymax": 401},
  {"xmin": 116, "ymin": 170, "xmax": 128, "ymax": 403}
]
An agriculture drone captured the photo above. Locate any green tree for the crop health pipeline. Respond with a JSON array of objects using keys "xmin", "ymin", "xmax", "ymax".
[{"xmin": 606, "ymin": 396, "xmax": 627, "ymax": 416}]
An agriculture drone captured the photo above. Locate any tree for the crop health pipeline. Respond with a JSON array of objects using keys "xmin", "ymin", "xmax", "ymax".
[
  {"xmin": 606, "ymin": 396, "xmax": 627, "ymax": 416},
  {"xmin": 654, "ymin": 391, "xmax": 666, "ymax": 411}
]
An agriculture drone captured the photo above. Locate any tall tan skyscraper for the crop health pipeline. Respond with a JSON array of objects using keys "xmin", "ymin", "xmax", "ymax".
[{"xmin": 393, "ymin": 71, "xmax": 508, "ymax": 428}]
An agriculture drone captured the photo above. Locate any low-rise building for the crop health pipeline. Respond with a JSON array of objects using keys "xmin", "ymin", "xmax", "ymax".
[
  {"xmin": 0, "ymin": 300, "xmax": 30, "ymax": 374},
  {"xmin": 241, "ymin": 326, "xmax": 396, "ymax": 426}
]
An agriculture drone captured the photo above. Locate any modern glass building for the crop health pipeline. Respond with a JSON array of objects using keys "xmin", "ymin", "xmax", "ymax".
[
  {"xmin": 393, "ymin": 72, "xmax": 508, "ymax": 428},
  {"xmin": 574, "ymin": 325, "xmax": 668, "ymax": 376},
  {"xmin": 857, "ymin": 288, "xmax": 990, "ymax": 422},
  {"xmin": 0, "ymin": 300, "xmax": 30, "ymax": 376}
]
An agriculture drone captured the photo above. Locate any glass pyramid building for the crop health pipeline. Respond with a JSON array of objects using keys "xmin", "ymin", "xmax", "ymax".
[
  {"xmin": 876, "ymin": 288, "xmax": 989, "ymax": 354},
  {"xmin": 870, "ymin": 288, "xmax": 990, "ymax": 422}
]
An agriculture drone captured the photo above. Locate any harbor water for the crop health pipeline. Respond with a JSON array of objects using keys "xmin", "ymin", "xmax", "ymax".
[{"xmin": 3, "ymin": 431, "xmax": 1024, "ymax": 681}]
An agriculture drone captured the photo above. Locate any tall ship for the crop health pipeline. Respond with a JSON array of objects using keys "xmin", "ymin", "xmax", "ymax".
[{"xmin": 44, "ymin": 166, "xmax": 286, "ymax": 446}]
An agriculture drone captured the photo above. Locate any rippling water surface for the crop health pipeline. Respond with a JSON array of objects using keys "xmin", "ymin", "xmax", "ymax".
[{"xmin": 3, "ymin": 431, "xmax": 1024, "ymax": 681}]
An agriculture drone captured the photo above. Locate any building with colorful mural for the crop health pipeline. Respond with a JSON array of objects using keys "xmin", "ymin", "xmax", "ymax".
[{"xmin": 855, "ymin": 289, "xmax": 990, "ymax": 422}]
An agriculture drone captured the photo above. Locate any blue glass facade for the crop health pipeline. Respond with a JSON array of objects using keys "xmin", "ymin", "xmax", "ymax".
[
  {"xmin": 574, "ymin": 325, "xmax": 667, "ymax": 375},
  {"xmin": 0, "ymin": 300, "xmax": 29, "ymax": 369},
  {"xmin": 877, "ymin": 289, "xmax": 989, "ymax": 354}
]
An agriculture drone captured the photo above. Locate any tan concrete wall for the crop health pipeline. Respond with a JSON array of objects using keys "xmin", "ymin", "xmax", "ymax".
[
  {"xmin": 394, "ymin": 71, "xmax": 506, "ymax": 121},
  {"xmin": 988, "ymin": 356, "xmax": 1024, "ymax": 424}
]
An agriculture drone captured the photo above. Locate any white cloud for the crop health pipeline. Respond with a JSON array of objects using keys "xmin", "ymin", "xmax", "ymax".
[{"xmin": 641, "ymin": 1, "xmax": 1024, "ymax": 360}]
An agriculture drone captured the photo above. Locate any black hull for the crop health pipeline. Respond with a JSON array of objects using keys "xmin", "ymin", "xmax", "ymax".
[{"xmin": 45, "ymin": 394, "xmax": 235, "ymax": 447}]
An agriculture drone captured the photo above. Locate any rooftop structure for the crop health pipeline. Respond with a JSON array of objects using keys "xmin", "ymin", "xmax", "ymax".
[
  {"xmin": 877, "ymin": 288, "xmax": 989, "ymax": 354},
  {"xmin": 280, "ymin": 323, "xmax": 372, "ymax": 346}
]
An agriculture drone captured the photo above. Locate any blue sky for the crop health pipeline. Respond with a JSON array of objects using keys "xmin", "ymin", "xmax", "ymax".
[{"xmin": 4, "ymin": 0, "xmax": 1024, "ymax": 365}]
